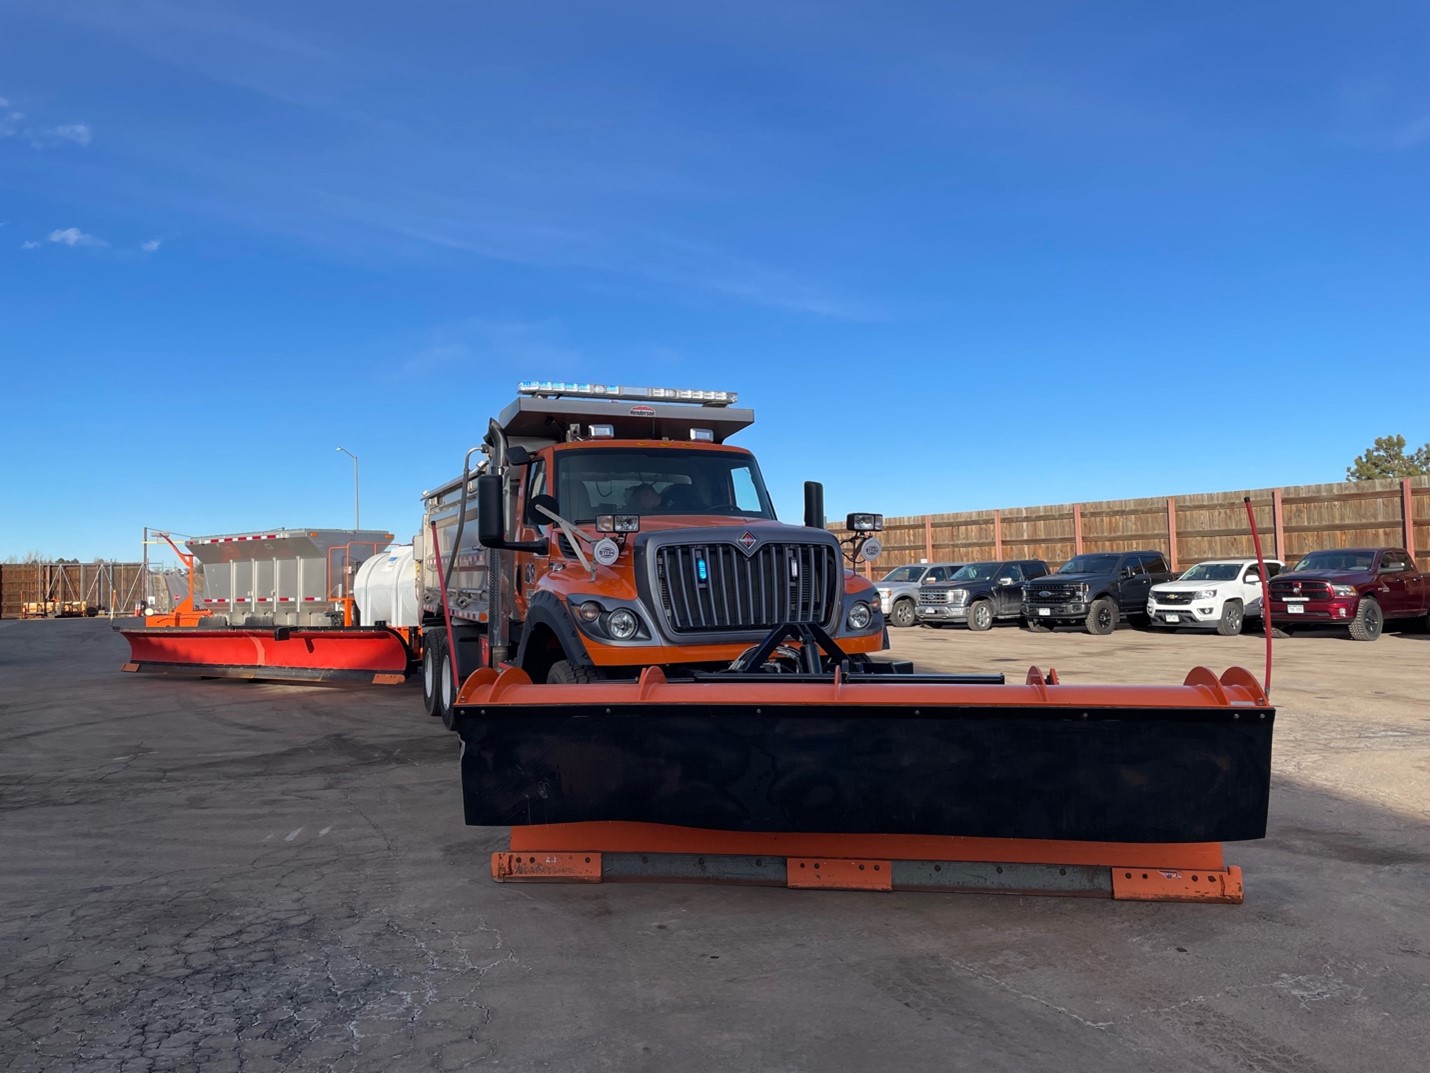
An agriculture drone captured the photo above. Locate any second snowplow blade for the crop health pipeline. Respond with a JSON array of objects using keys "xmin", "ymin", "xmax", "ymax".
[
  {"xmin": 120, "ymin": 627, "xmax": 415, "ymax": 684},
  {"xmin": 455, "ymin": 665, "xmax": 1274, "ymax": 845}
]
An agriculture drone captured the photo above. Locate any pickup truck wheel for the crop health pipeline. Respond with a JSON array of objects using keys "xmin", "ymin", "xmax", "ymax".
[
  {"xmin": 889, "ymin": 599, "xmax": 917, "ymax": 628},
  {"xmin": 1085, "ymin": 597, "xmax": 1118, "ymax": 635},
  {"xmin": 1348, "ymin": 598, "xmax": 1383, "ymax": 642},
  {"xmin": 967, "ymin": 600, "xmax": 995, "ymax": 632},
  {"xmin": 1022, "ymin": 618, "xmax": 1050, "ymax": 632},
  {"xmin": 547, "ymin": 659, "xmax": 600, "ymax": 684},
  {"xmin": 1216, "ymin": 599, "xmax": 1244, "ymax": 636}
]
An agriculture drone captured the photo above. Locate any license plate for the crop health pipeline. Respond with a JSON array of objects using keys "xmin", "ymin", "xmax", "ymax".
[
  {"xmin": 1165, "ymin": 614, "xmax": 1180, "ymax": 623},
  {"xmin": 1037, "ymin": 608, "xmax": 1050, "ymax": 616},
  {"xmin": 1286, "ymin": 605, "xmax": 1303, "ymax": 615}
]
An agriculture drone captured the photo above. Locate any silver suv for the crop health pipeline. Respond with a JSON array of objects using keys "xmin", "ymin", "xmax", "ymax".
[{"xmin": 875, "ymin": 562, "xmax": 967, "ymax": 628}]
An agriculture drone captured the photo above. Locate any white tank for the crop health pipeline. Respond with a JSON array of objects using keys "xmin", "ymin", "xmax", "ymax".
[{"xmin": 353, "ymin": 544, "xmax": 419, "ymax": 627}]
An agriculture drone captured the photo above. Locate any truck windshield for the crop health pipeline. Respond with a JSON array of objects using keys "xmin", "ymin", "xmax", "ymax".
[
  {"xmin": 1057, "ymin": 554, "xmax": 1120, "ymax": 575},
  {"xmin": 1292, "ymin": 551, "xmax": 1375, "ymax": 572},
  {"xmin": 950, "ymin": 563, "xmax": 1000, "ymax": 581},
  {"xmin": 553, "ymin": 447, "xmax": 776, "ymax": 522},
  {"xmin": 1179, "ymin": 563, "xmax": 1240, "ymax": 582},
  {"xmin": 880, "ymin": 566, "xmax": 925, "ymax": 583}
]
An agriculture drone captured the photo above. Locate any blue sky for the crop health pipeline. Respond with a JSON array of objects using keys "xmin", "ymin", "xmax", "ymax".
[{"xmin": 2, "ymin": 1, "xmax": 1427, "ymax": 565}]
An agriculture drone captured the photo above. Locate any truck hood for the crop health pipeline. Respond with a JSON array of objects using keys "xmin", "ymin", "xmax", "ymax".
[
  {"xmin": 1151, "ymin": 580, "xmax": 1231, "ymax": 594},
  {"xmin": 1274, "ymin": 570, "xmax": 1373, "ymax": 585},
  {"xmin": 1038, "ymin": 572, "xmax": 1101, "ymax": 584}
]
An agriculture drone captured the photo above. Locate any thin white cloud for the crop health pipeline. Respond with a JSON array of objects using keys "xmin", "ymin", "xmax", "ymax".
[
  {"xmin": 48, "ymin": 227, "xmax": 107, "ymax": 248},
  {"xmin": 140, "ymin": 238, "xmax": 162, "ymax": 252},
  {"xmin": 20, "ymin": 240, "xmax": 41, "ymax": 249},
  {"xmin": 42, "ymin": 123, "xmax": 92, "ymax": 147}
]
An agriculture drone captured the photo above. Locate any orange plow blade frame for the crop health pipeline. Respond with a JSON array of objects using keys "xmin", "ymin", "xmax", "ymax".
[
  {"xmin": 120, "ymin": 626, "xmax": 417, "ymax": 685},
  {"xmin": 493, "ymin": 822, "xmax": 1244, "ymax": 903}
]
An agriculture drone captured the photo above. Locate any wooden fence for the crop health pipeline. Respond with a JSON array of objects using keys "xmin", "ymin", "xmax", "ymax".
[
  {"xmin": 0, "ymin": 562, "xmax": 148, "ymax": 619},
  {"xmin": 836, "ymin": 476, "xmax": 1430, "ymax": 576}
]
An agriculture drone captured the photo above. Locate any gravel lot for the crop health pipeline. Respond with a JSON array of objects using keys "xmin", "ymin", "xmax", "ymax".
[{"xmin": 1, "ymin": 616, "xmax": 1427, "ymax": 1072}]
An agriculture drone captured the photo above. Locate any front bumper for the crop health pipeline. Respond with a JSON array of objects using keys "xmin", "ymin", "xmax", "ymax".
[
  {"xmin": 917, "ymin": 604, "xmax": 967, "ymax": 622},
  {"xmin": 1023, "ymin": 602, "xmax": 1087, "ymax": 622},
  {"xmin": 1268, "ymin": 598, "xmax": 1357, "ymax": 624},
  {"xmin": 1147, "ymin": 602, "xmax": 1221, "ymax": 627}
]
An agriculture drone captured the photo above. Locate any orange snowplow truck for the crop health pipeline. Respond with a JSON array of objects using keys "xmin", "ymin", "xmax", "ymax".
[{"xmin": 416, "ymin": 381, "xmax": 888, "ymax": 726}]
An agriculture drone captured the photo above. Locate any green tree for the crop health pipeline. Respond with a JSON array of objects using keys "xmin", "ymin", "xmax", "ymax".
[{"xmin": 1346, "ymin": 435, "xmax": 1430, "ymax": 481}]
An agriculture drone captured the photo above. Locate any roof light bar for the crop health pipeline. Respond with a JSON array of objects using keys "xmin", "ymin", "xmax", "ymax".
[{"xmin": 517, "ymin": 381, "xmax": 737, "ymax": 407}]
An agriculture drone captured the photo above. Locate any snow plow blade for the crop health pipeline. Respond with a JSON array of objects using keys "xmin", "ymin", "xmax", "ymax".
[
  {"xmin": 454, "ymin": 663, "xmax": 1274, "ymax": 846},
  {"xmin": 119, "ymin": 626, "xmax": 417, "ymax": 685}
]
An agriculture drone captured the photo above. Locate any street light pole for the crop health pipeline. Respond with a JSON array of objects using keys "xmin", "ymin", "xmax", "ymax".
[{"xmin": 336, "ymin": 447, "xmax": 359, "ymax": 530}]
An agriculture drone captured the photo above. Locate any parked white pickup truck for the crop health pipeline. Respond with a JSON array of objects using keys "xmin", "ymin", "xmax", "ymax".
[{"xmin": 1147, "ymin": 558, "xmax": 1284, "ymax": 636}]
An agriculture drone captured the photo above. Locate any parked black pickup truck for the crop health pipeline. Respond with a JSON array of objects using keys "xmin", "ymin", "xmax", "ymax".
[
  {"xmin": 1022, "ymin": 550, "xmax": 1175, "ymax": 634},
  {"xmin": 917, "ymin": 559, "xmax": 1051, "ymax": 631}
]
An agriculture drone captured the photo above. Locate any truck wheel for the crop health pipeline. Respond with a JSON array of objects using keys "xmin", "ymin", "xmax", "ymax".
[
  {"xmin": 967, "ymin": 600, "xmax": 995, "ymax": 632},
  {"xmin": 1216, "ymin": 599, "xmax": 1244, "ymax": 636},
  {"xmin": 1085, "ymin": 598, "xmax": 1118, "ymax": 635},
  {"xmin": 1348, "ymin": 598, "xmax": 1383, "ymax": 642},
  {"xmin": 421, "ymin": 637, "xmax": 442, "ymax": 717},
  {"xmin": 547, "ymin": 659, "xmax": 600, "ymax": 684},
  {"xmin": 438, "ymin": 647, "xmax": 462, "ymax": 731},
  {"xmin": 889, "ymin": 599, "xmax": 917, "ymax": 628},
  {"xmin": 1022, "ymin": 618, "xmax": 1050, "ymax": 632}
]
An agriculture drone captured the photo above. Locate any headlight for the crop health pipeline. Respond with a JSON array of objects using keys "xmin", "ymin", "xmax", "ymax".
[
  {"xmin": 948, "ymin": 589, "xmax": 969, "ymax": 605},
  {"xmin": 1331, "ymin": 584, "xmax": 1356, "ymax": 597},
  {"xmin": 577, "ymin": 601, "xmax": 602, "ymax": 623},
  {"xmin": 847, "ymin": 602, "xmax": 873, "ymax": 630},
  {"xmin": 1193, "ymin": 588, "xmax": 1218, "ymax": 600},
  {"xmin": 876, "ymin": 588, "xmax": 891, "ymax": 599},
  {"xmin": 606, "ymin": 608, "xmax": 639, "ymax": 640}
]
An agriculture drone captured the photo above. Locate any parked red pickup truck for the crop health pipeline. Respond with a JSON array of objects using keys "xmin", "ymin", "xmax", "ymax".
[{"xmin": 1267, "ymin": 547, "xmax": 1430, "ymax": 641}]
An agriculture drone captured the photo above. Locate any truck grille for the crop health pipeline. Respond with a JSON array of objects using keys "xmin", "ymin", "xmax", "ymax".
[
  {"xmin": 919, "ymin": 591, "xmax": 950, "ymax": 606},
  {"xmin": 656, "ymin": 542, "xmax": 839, "ymax": 632},
  {"xmin": 1270, "ymin": 579, "xmax": 1332, "ymax": 600},
  {"xmin": 1024, "ymin": 582, "xmax": 1082, "ymax": 603},
  {"xmin": 1156, "ymin": 591, "xmax": 1195, "ymax": 606}
]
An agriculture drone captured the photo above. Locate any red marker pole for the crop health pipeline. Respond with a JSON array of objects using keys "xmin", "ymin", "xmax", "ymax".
[{"xmin": 1244, "ymin": 496, "xmax": 1272, "ymax": 696}]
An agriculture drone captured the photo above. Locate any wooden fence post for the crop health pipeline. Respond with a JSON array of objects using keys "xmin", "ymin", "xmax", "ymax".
[
  {"xmin": 1404, "ymin": 478, "xmax": 1417, "ymax": 561},
  {"xmin": 1272, "ymin": 488, "xmax": 1285, "ymax": 562},
  {"xmin": 1072, "ymin": 503, "xmax": 1084, "ymax": 555},
  {"xmin": 1166, "ymin": 497, "xmax": 1178, "ymax": 571},
  {"xmin": 993, "ymin": 510, "xmax": 1003, "ymax": 559},
  {"xmin": 923, "ymin": 517, "xmax": 933, "ymax": 562}
]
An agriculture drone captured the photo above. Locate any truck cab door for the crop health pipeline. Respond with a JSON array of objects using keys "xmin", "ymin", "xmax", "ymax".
[
  {"xmin": 1376, "ymin": 551, "xmax": 1413, "ymax": 617},
  {"xmin": 512, "ymin": 457, "xmax": 551, "ymax": 618},
  {"xmin": 994, "ymin": 564, "xmax": 1024, "ymax": 615}
]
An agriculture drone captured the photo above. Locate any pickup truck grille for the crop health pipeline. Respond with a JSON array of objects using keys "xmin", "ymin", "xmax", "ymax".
[
  {"xmin": 918, "ymin": 591, "xmax": 950, "ymax": 606},
  {"xmin": 1270, "ymin": 579, "xmax": 1333, "ymax": 600},
  {"xmin": 1155, "ymin": 591, "xmax": 1195, "ymax": 606},
  {"xmin": 1024, "ymin": 582, "xmax": 1082, "ymax": 603},
  {"xmin": 656, "ymin": 542, "xmax": 839, "ymax": 632}
]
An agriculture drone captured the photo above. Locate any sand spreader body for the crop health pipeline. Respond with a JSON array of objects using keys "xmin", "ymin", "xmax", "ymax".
[{"xmin": 120, "ymin": 529, "xmax": 420, "ymax": 685}]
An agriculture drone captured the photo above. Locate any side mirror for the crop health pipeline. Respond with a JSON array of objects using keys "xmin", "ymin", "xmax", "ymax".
[
  {"xmin": 525, "ymin": 493, "xmax": 560, "ymax": 528},
  {"xmin": 1379, "ymin": 561, "xmax": 1404, "ymax": 573},
  {"xmin": 504, "ymin": 445, "xmax": 532, "ymax": 467},
  {"xmin": 804, "ymin": 481, "xmax": 825, "ymax": 529},
  {"xmin": 1244, "ymin": 573, "xmax": 1261, "ymax": 585},
  {"xmin": 997, "ymin": 577, "xmax": 1014, "ymax": 586},
  {"xmin": 1119, "ymin": 566, "xmax": 1134, "ymax": 579},
  {"xmin": 477, "ymin": 474, "xmax": 546, "ymax": 553}
]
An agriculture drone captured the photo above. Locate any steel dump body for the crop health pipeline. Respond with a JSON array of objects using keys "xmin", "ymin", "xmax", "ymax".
[{"xmin": 454, "ymin": 666, "xmax": 1275, "ymax": 846}]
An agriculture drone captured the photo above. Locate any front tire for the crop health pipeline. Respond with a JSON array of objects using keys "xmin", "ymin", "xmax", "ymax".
[
  {"xmin": 1085, "ymin": 597, "xmax": 1118, "ymax": 636},
  {"xmin": 547, "ymin": 659, "xmax": 600, "ymax": 684},
  {"xmin": 889, "ymin": 599, "xmax": 917, "ymax": 628},
  {"xmin": 1216, "ymin": 599, "xmax": 1244, "ymax": 636},
  {"xmin": 1349, "ymin": 597, "xmax": 1383, "ymax": 641},
  {"xmin": 967, "ymin": 600, "xmax": 995, "ymax": 632}
]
